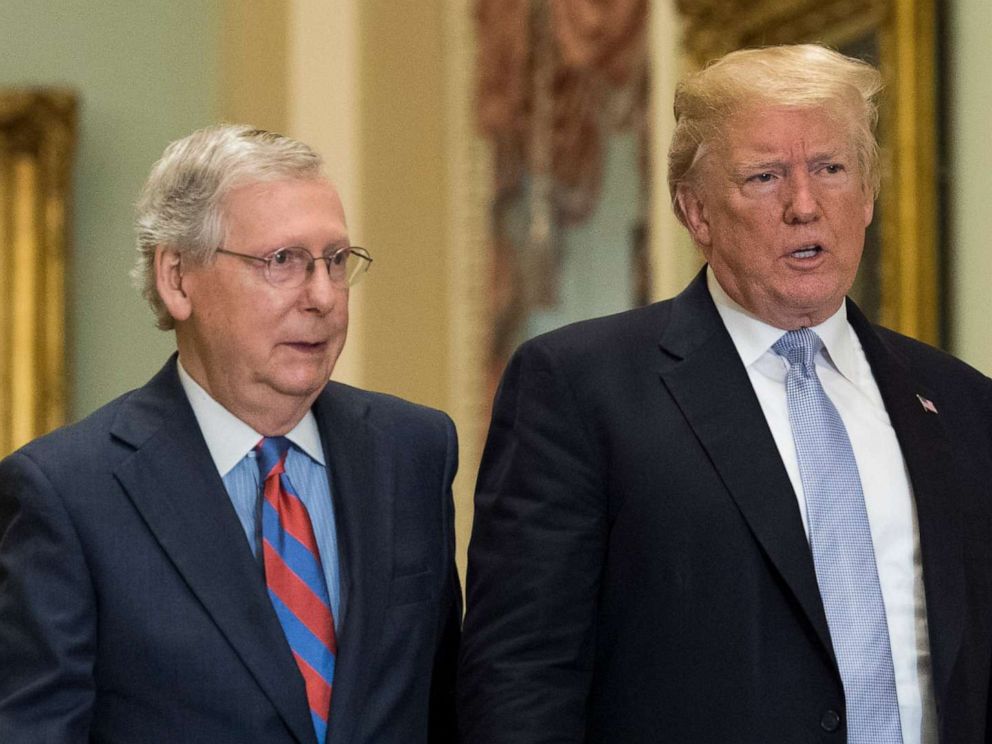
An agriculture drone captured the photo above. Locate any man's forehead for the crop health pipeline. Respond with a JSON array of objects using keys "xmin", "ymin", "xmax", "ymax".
[
  {"xmin": 725, "ymin": 104, "xmax": 847, "ymax": 133},
  {"xmin": 221, "ymin": 177, "xmax": 344, "ymax": 214},
  {"xmin": 219, "ymin": 176, "xmax": 349, "ymax": 246},
  {"xmin": 727, "ymin": 144, "xmax": 849, "ymax": 165},
  {"xmin": 224, "ymin": 175, "xmax": 340, "ymax": 201},
  {"xmin": 718, "ymin": 107, "xmax": 854, "ymax": 158}
]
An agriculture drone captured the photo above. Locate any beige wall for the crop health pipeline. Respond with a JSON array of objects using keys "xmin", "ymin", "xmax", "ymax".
[
  {"xmin": 649, "ymin": 2, "xmax": 702, "ymax": 299},
  {"xmin": 947, "ymin": 0, "xmax": 992, "ymax": 375},
  {"xmin": 358, "ymin": 2, "xmax": 452, "ymax": 408},
  {"xmin": 220, "ymin": 0, "xmax": 289, "ymax": 134}
]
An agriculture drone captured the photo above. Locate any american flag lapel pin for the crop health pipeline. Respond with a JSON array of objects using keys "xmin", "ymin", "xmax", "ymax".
[{"xmin": 916, "ymin": 393, "xmax": 938, "ymax": 414}]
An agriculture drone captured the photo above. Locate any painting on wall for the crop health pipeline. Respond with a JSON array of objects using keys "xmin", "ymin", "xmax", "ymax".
[
  {"xmin": 675, "ymin": 0, "xmax": 941, "ymax": 345},
  {"xmin": 0, "ymin": 89, "xmax": 76, "ymax": 455},
  {"xmin": 475, "ymin": 0, "xmax": 651, "ymax": 398}
]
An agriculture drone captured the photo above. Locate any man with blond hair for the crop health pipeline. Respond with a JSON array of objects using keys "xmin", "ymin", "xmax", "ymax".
[
  {"xmin": 460, "ymin": 45, "xmax": 992, "ymax": 743},
  {"xmin": 0, "ymin": 125, "xmax": 460, "ymax": 744}
]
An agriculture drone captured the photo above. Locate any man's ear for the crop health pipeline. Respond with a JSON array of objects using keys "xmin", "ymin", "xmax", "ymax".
[
  {"xmin": 154, "ymin": 246, "xmax": 192, "ymax": 323},
  {"xmin": 862, "ymin": 190, "xmax": 875, "ymax": 229},
  {"xmin": 676, "ymin": 184, "xmax": 712, "ymax": 248}
]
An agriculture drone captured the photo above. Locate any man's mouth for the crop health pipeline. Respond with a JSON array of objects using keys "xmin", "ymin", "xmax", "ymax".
[
  {"xmin": 285, "ymin": 341, "xmax": 327, "ymax": 351},
  {"xmin": 790, "ymin": 244, "xmax": 823, "ymax": 259}
]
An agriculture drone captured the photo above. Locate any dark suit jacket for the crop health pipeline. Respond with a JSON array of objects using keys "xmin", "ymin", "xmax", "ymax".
[
  {"xmin": 0, "ymin": 357, "xmax": 461, "ymax": 744},
  {"xmin": 458, "ymin": 272, "xmax": 992, "ymax": 743}
]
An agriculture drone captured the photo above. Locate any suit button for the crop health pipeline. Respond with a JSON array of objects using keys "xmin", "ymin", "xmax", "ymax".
[{"xmin": 820, "ymin": 710, "xmax": 841, "ymax": 732}]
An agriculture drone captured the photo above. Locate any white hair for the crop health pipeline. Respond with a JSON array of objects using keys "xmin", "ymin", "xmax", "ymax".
[{"xmin": 133, "ymin": 124, "xmax": 324, "ymax": 329}]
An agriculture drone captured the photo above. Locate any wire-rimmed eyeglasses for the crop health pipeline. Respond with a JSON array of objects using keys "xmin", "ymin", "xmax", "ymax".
[{"xmin": 214, "ymin": 245, "xmax": 372, "ymax": 288}]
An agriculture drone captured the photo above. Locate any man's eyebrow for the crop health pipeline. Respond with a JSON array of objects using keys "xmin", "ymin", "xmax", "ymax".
[
  {"xmin": 731, "ymin": 150, "xmax": 849, "ymax": 174},
  {"xmin": 730, "ymin": 159, "xmax": 786, "ymax": 177},
  {"xmin": 267, "ymin": 237, "xmax": 349, "ymax": 251},
  {"xmin": 807, "ymin": 149, "xmax": 847, "ymax": 163}
]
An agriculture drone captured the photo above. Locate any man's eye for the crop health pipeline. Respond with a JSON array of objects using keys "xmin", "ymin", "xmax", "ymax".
[
  {"xmin": 748, "ymin": 172, "xmax": 776, "ymax": 183},
  {"xmin": 329, "ymin": 249, "xmax": 349, "ymax": 266},
  {"xmin": 824, "ymin": 163, "xmax": 845, "ymax": 175},
  {"xmin": 271, "ymin": 249, "xmax": 309, "ymax": 266}
]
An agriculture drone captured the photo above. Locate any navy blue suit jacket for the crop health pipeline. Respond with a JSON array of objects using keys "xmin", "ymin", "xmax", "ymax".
[
  {"xmin": 459, "ymin": 272, "xmax": 992, "ymax": 743},
  {"xmin": 0, "ymin": 357, "xmax": 460, "ymax": 744}
]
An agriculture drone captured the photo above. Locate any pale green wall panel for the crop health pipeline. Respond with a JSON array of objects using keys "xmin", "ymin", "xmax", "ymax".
[
  {"xmin": 1, "ymin": 1, "xmax": 221, "ymax": 418},
  {"xmin": 947, "ymin": 0, "xmax": 992, "ymax": 375}
]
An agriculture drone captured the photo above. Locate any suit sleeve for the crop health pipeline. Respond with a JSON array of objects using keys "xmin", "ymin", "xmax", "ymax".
[
  {"xmin": 458, "ymin": 339, "xmax": 608, "ymax": 743},
  {"xmin": 0, "ymin": 451, "xmax": 97, "ymax": 743},
  {"xmin": 428, "ymin": 414, "xmax": 462, "ymax": 744}
]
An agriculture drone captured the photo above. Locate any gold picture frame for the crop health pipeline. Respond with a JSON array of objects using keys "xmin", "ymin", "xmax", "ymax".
[
  {"xmin": 675, "ymin": 0, "xmax": 940, "ymax": 344},
  {"xmin": 0, "ymin": 89, "xmax": 77, "ymax": 455}
]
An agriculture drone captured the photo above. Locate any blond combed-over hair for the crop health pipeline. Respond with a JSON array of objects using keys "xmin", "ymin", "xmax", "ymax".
[{"xmin": 668, "ymin": 44, "xmax": 884, "ymax": 227}]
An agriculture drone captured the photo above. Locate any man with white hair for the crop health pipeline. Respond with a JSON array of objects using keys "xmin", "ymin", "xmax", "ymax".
[
  {"xmin": 0, "ymin": 125, "xmax": 460, "ymax": 744},
  {"xmin": 459, "ymin": 45, "xmax": 992, "ymax": 743}
]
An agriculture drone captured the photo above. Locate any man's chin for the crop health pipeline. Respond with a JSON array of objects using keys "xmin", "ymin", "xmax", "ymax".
[{"xmin": 266, "ymin": 368, "xmax": 333, "ymax": 401}]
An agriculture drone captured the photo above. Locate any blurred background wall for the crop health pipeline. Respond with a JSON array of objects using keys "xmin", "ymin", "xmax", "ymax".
[
  {"xmin": 1, "ymin": 0, "xmax": 989, "ymax": 574},
  {"xmin": 0, "ymin": 0, "xmax": 221, "ymax": 419},
  {"xmin": 946, "ymin": 0, "xmax": 992, "ymax": 374}
]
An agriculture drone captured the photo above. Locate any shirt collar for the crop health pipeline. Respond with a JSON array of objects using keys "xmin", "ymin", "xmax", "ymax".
[
  {"xmin": 706, "ymin": 266, "xmax": 860, "ymax": 382},
  {"xmin": 176, "ymin": 359, "xmax": 325, "ymax": 477}
]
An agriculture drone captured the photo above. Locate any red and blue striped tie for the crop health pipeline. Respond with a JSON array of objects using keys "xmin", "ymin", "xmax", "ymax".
[{"xmin": 256, "ymin": 437, "xmax": 337, "ymax": 744}]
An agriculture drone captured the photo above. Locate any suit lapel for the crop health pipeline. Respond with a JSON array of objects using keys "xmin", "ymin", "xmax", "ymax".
[
  {"xmin": 312, "ymin": 383, "xmax": 393, "ymax": 744},
  {"xmin": 653, "ymin": 276, "xmax": 965, "ymax": 698},
  {"xmin": 110, "ymin": 359, "xmax": 317, "ymax": 744},
  {"xmin": 847, "ymin": 302, "xmax": 965, "ymax": 703},
  {"xmin": 656, "ymin": 274, "xmax": 835, "ymax": 659}
]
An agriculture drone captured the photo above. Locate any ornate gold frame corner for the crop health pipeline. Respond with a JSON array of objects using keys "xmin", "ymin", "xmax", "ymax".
[
  {"xmin": 675, "ymin": 0, "xmax": 940, "ymax": 344},
  {"xmin": 0, "ymin": 89, "xmax": 77, "ymax": 455}
]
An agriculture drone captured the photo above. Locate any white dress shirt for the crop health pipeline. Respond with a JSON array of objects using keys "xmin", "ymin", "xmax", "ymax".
[{"xmin": 707, "ymin": 268, "xmax": 936, "ymax": 743}]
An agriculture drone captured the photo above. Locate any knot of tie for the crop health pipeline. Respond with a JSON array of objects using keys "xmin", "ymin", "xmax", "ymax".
[
  {"xmin": 772, "ymin": 327, "xmax": 823, "ymax": 369},
  {"xmin": 255, "ymin": 436, "xmax": 291, "ymax": 480}
]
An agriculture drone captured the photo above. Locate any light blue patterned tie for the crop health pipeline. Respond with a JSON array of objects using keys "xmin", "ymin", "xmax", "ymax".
[{"xmin": 773, "ymin": 329, "xmax": 902, "ymax": 743}]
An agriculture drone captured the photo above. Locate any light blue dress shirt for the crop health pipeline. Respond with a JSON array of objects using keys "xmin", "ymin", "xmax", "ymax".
[{"xmin": 177, "ymin": 362, "xmax": 342, "ymax": 629}]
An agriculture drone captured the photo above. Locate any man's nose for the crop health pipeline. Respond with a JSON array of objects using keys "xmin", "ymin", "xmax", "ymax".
[
  {"xmin": 783, "ymin": 172, "xmax": 821, "ymax": 224},
  {"xmin": 302, "ymin": 261, "xmax": 343, "ymax": 313}
]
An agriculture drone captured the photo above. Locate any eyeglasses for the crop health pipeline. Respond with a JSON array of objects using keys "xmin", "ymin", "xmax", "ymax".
[{"xmin": 214, "ymin": 245, "xmax": 373, "ymax": 288}]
